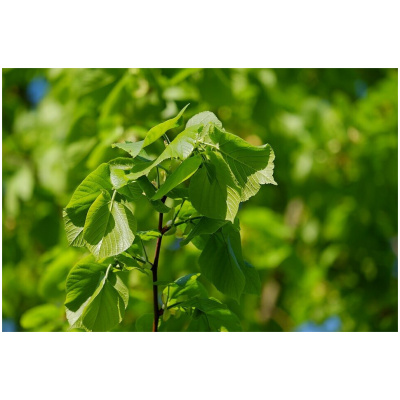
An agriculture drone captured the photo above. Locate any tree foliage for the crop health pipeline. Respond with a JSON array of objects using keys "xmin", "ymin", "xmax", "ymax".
[
  {"xmin": 62, "ymin": 107, "xmax": 275, "ymax": 331},
  {"xmin": 2, "ymin": 68, "xmax": 398, "ymax": 332}
]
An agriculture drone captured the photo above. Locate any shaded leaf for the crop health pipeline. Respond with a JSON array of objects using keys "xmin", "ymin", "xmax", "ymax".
[
  {"xmin": 163, "ymin": 274, "xmax": 208, "ymax": 308},
  {"xmin": 186, "ymin": 298, "xmax": 242, "ymax": 332},
  {"xmin": 181, "ymin": 216, "xmax": 227, "ymax": 245},
  {"xmin": 189, "ymin": 151, "xmax": 241, "ymax": 222},
  {"xmin": 198, "ymin": 224, "xmax": 245, "ymax": 301},
  {"xmin": 137, "ymin": 176, "xmax": 170, "ymax": 213},
  {"xmin": 167, "ymin": 187, "xmax": 189, "ymax": 199}
]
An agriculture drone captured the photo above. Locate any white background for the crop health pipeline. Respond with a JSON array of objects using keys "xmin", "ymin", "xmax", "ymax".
[{"xmin": 1, "ymin": 1, "xmax": 399, "ymax": 399}]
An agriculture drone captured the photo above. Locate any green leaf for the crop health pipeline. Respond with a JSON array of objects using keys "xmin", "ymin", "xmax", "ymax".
[
  {"xmin": 158, "ymin": 124, "xmax": 202, "ymax": 160},
  {"xmin": 180, "ymin": 297, "xmax": 224, "ymax": 312},
  {"xmin": 158, "ymin": 313, "xmax": 192, "ymax": 332},
  {"xmin": 186, "ymin": 111, "xmax": 222, "ymax": 131},
  {"xmin": 115, "ymin": 252, "xmax": 148, "ymax": 273},
  {"xmin": 63, "ymin": 206, "xmax": 88, "ymax": 247},
  {"xmin": 242, "ymin": 261, "xmax": 261, "ymax": 295},
  {"xmin": 116, "ymin": 181, "xmax": 144, "ymax": 201},
  {"xmin": 108, "ymin": 157, "xmax": 141, "ymax": 189},
  {"xmin": 66, "ymin": 163, "xmax": 112, "ymax": 209},
  {"xmin": 143, "ymin": 104, "xmax": 189, "ymax": 147},
  {"xmin": 177, "ymin": 200, "xmax": 198, "ymax": 219},
  {"xmin": 112, "ymin": 140, "xmax": 144, "ymax": 158},
  {"xmin": 136, "ymin": 176, "xmax": 171, "ymax": 213},
  {"xmin": 198, "ymin": 224, "xmax": 245, "ymax": 301},
  {"xmin": 152, "ymin": 155, "xmax": 202, "ymax": 200},
  {"xmin": 167, "ymin": 187, "xmax": 189, "ymax": 199},
  {"xmin": 64, "ymin": 163, "xmax": 114, "ymax": 247},
  {"xmin": 191, "ymin": 235, "xmax": 208, "ymax": 250},
  {"xmin": 115, "ymin": 252, "xmax": 140, "ymax": 267},
  {"xmin": 136, "ymin": 230, "xmax": 162, "ymax": 241},
  {"xmin": 108, "ymin": 157, "xmax": 138, "ymax": 169},
  {"xmin": 83, "ymin": 191, "xmax": 137, "ymax": 259},
  {"xmin": 181, "ymin": 216, "xmax": 227, "ymax": 245},
  {"xmin": 186, "ymin": 298, "xmax": 242, "ymax": 332},
  {"xmin": 189, "ymin": 151, "xmax": 241, "ymax": 222},
  {"xmin": 163, "ymin": 274, "xmax": 208, "ymax": 308},
  {"xmin": 65, "ymin": 256, "xmax": 129, "ymax": 332},
  {"xmin": 126, "ymin": 124, "xmax": 202, "ymax": 181},
  {"xmin": 207, "ymin": 127, "xmax": 277, "ymax": 201},
  {"xmin": 136, "ymin": 175, "xmax": 158, "ymax": 197},
  {"xmin": 109, "ymin": 168, "xmax": 129, "ymax": 189},
  {"xmin": 64, "ymin": 256, "xmax": 107, "ymax": 310}
]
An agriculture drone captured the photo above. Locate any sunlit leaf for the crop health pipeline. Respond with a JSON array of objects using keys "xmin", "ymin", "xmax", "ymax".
[
  {"xmin": 207, "ymin": 127, "xmax": 277, "ymax": 200},
  {"xmin": 186, "ymin": 111, "xmax": 222, "ymax": 130},
  {"xmin": 143, "ymin": 104, "xmax": 189, "ymax": 147},
  {"xmin": 66, "ymin": 163, "xmax": 112, "ymax": 209},
  {"xmin": 83, "ymin": 191, "xmax": 137, "ymax": 259},
  {"xmin": 136, "ymin": 230, "xmax": 162, "ymax": 241},
  {"xmin": 112, "ymin": 140, "xmax": 144, "ymax": 158},
  {"xmin": 152, "ymin": 155, "xmax": 202, "ymax": 200},
  {"xmin": 65, "ymin": 256, "xmax": 129, "ymax": 332},
  {"xmin": 126, "ymin": 124, "xmax": 202, "ymax": 180}
]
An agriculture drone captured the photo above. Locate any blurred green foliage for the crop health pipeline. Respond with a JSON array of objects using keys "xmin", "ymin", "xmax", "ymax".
[{"xmin": 2, "ymin": 68, "xmax": 398, "ymax": 332}]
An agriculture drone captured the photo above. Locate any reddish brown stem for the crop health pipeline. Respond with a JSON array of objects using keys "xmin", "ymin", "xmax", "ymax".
[{"xmin": 151, "ymin": 196, "xmax": 167, "ymax": 332}]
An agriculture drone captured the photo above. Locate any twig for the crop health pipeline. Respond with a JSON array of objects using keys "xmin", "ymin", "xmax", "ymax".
[
  {"xmin": 163, "ymin": 216, "xmax": 202, "ymax": 233},
  {"xmin": 151, "ymin": 195, "xmax": 167, "ymax": 332}
]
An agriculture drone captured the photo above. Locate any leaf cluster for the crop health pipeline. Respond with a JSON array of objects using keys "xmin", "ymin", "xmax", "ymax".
[{"xmin": 63, "ymin": 106, "xmax": 276, "ymax": 331}]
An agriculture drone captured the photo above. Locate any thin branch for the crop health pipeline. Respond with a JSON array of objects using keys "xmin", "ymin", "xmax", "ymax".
[
  {"xmin": 131, "ymin": 255, "xmax": 153, "ymax": 268},
  {"xmin": 151, "ymin": 195, "xmax": 167, "ymax": 332},
  {"xmin": 132, "ymin": 255, "xmax": 147, "ymax": 265},
  {"xmin": 171, "ymin": 199, "xmax": 185, "ymax": 226},
  {"xmin": 161, "ymin": 212, "xmax": 202, "ymax": 235},
  {"xmin": 169, "ymin": 216, "xmax": 202, "ymax": 230}
]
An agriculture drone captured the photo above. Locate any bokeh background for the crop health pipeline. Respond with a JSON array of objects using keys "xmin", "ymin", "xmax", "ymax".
[{"xmin": 2, "ymin": 68, "xmax": 398, "ymax": 332}]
